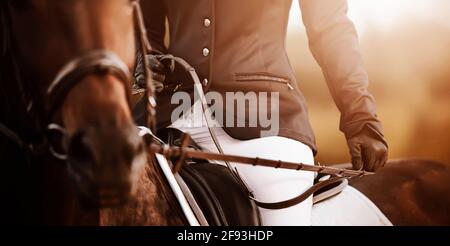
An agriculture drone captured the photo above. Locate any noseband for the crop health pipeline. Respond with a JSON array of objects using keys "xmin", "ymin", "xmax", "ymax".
[
  {"xmin": 46, "ymin": 51, "xmax": 132, "ymax": 121},
  {"xmin": 43, "ymin": 50, "xmax": 133, "ymax": 159}
]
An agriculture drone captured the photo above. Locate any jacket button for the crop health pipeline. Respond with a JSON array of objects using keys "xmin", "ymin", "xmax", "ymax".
[
  {"xmin": 202, "ymin": 48, "xmax": 210, "ymax": 57},
  {"xmin": 204, "ymin": 18, "xmax": 211, "ymax": 27},
  {"xmin": 202, "ymin": 79, "xmax": 209, "ymax": 87}
]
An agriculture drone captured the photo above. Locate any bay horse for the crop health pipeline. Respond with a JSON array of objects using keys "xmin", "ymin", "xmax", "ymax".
[
  {"xmin": 349, "ymin": 159, "xmax": 450, "ymax": 225},
  {"xmin": 0, "ymin": 0, "xmax": 185, "ymax": 225},
  {"xmin": 1, "ymin": 0, "xmax": 449, "ymax": 226}
]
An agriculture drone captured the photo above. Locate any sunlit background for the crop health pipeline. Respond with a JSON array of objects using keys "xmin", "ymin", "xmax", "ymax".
[{"xmin": 287, "ymin": 0, "xmax": 450, "ymax": 164}]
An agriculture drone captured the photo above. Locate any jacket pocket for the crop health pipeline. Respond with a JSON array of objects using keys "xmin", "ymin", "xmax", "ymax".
[{"xmin": 235, "ymin": 72, "xmax": 294, "ymax": 90}]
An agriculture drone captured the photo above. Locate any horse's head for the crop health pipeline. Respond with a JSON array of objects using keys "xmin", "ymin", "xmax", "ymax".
[
  {"xmin": 62, "ymin": 73, "xmax": 146, "ymax": 207},
  {"xmin": 7, "ymin": 0, "xmax": 148, "ymax": 207}
]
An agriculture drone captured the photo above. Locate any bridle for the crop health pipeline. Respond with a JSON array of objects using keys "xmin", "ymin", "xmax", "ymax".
[
  {"xmin": 131, "ymin": 0, "xmax": 157, "ymax": 132},
  {"xmin": 44, "ymin": 50, "xmax": 134, "ymax": 160},
  {"xmin": 0, "ymin": 0, "xmax": 157, "ymax": 161},
  {"xmin": 46, "ymin": 51, "xmax": 133, "ymax": 124}
]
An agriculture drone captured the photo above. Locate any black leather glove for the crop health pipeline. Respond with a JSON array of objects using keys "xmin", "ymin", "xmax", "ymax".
[
  {"xmin": 135, "ymin": 54, "xmax": 169, "ymax": 92},
  {"xmin": 347, "ymin": 125, "xmax": 388, "ymax": 172}
]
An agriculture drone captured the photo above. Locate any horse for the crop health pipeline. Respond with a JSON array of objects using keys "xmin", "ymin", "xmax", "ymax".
[
  {"xmin": 0, "ymin": 0, "xmax": 186, "ymax": 225},
  {"xmin": 349, "ymin": 159, "xmax": 450, "ymax": 225},
  {"xmin": 1, "ymin": 0, "xmax": 449, "ymax": 226}
]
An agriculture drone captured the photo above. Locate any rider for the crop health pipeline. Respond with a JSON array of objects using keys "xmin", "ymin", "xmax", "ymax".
[{"xmin": 135, "ymin": 0, "xmax": 388, "ymax": 225}]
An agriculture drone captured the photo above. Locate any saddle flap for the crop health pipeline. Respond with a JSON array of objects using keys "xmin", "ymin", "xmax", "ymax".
[
  {"xmin": 158, "ymin": 127, "xmax": 261, "ymax": 226},
  {"xmin": 179, "ymin": 163, "xmax": 261, "ymax": 226},
  {"xmin": 179, "ymin": 163, "xmax": 260, "ymax": 226}
]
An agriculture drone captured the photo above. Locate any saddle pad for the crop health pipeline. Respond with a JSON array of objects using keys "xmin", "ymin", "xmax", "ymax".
[
  {"xmin": 311, "ymin": 186, "xmax": 392, "ymax": 226},
  {"xmin": 157, "ymin": 127, "xmax": 261, "ymax": 226}
]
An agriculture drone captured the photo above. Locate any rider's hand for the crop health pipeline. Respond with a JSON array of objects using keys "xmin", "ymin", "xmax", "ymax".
[
  {"xmin": 135, "ymin": 54, "xmax": 167, "ymax": 90},
  {"xmin": 347, "ymin": 126, "xmax": 388, "ymax": 172}
]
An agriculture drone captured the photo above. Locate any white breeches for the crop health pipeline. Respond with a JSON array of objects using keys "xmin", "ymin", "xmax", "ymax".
[{"xmin": 170, "ymin": 102, "xmax": 315, "ymax": 225}]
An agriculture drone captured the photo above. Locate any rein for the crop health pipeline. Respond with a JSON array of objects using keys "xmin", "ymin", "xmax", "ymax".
[
  {"xmin": 149, "ymin": 143, "xmax": 373, "ymax": 178},
  {"xmin": 140, "ymin": 55, "xmax": 374, "ymax": 210},
  {"xmin": 156, "ymin": 55, "xmax": 254, "ymax": 195},
  {"xmin": 132, "ymin": 0, "xmax": 157, "ymax": 132}
]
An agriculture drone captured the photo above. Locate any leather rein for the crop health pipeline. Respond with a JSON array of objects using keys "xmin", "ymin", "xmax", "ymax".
[{"xmin": 140, "ymin": 55, "xmax": 374, "ymax": 210}]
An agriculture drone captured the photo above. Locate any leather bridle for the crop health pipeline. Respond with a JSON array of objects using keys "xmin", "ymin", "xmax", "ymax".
[
  {"xmin": 44, "ymin": 50, "xmax": 133, "ymax": 160},
  {"xmin": 0, "ymin": 0, "xmax": 157, "ymax": 161},
  {"xmin": 46, "ymin": 51, "xmax": 133, "ymax": 122}
]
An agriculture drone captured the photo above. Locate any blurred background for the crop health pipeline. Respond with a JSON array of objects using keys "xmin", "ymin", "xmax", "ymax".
[{"xmin": 287, "ymin": 0, "xmax": 450, "ymax": 164}]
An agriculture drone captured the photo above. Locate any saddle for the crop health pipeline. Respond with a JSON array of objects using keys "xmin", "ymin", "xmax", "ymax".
[
  {"xmin": 157, "ymin": 128, "xmax": 347, "ymax": 226},
  {"xmin": 158, "ymin": 128, "xmax": 261, "ymax": 226},
  {"xmin": 136, "ymin": 55, "xmax": 348, "ymax": 225}
]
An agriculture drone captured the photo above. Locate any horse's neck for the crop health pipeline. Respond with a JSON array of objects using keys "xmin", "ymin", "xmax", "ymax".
[
  {"xmin": 0, "ymin": 7, "xmax": 44, "ymax": 140},
  {"xmin": 99, "ymin": 157, "xmax": 186, "ymax": 225},
  {"xmin": 0, "ymin": 53, "xmax": 44, "ymax": 144}
]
